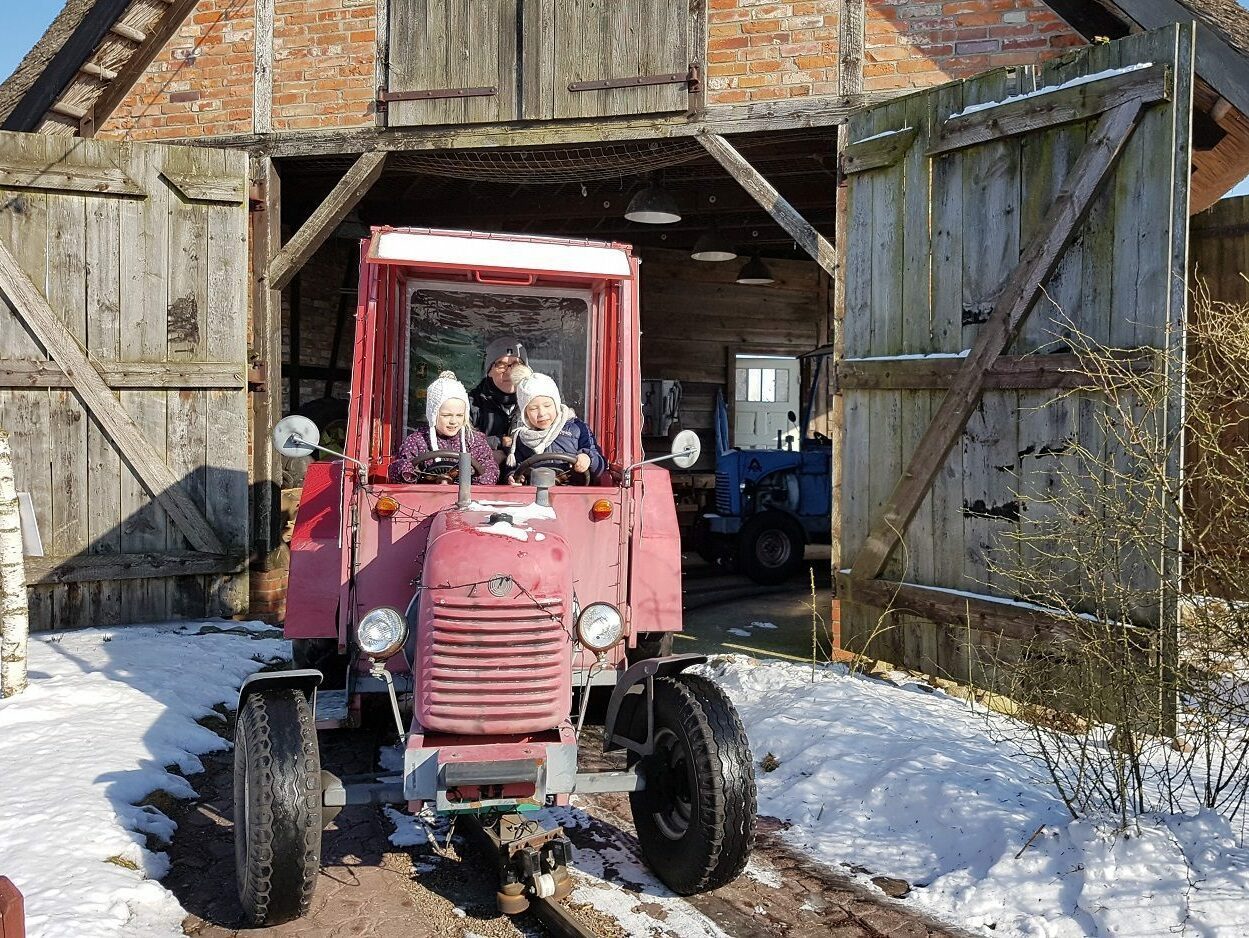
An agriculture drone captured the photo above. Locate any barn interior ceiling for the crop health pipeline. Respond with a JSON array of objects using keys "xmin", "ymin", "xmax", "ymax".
[{"xmin": 278, "ymin": 128, "xmax": 839, "ymax": 261}]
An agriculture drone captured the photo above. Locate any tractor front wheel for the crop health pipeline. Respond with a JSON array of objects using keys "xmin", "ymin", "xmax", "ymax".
[
  {"xmin": 738, "ymin": 512, "xmax": 804, "ymax": 585},
  {"xmin": 630, "ymin": 674, "xmax": 756, "ymax": 894},
  {"xmin": 234, "ymin": 689, "xmax": 322, "ymax": 926}
]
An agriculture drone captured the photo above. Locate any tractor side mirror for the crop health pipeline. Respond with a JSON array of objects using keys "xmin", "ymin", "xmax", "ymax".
[
  {"xmin": 787, "ymin": 410, "xmax": 797, "ymax": 424},
  {"xmin": 273, "ymin": 415, "xmax": 321, "ymax": 457},
  {"xmin": 669, "ymin": 430, "xmax": 701, "ymax": 469}
]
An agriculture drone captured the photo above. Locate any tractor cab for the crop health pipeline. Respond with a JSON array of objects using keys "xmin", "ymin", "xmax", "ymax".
[{"xmin": 233, "ymin": 228, "xmax": 757, "ymax": 927}]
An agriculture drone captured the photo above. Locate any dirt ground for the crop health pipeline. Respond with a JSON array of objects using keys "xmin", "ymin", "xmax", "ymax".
[{"xmin": 163, "ymin": 712, "xmax": 969, "ymax": 938}]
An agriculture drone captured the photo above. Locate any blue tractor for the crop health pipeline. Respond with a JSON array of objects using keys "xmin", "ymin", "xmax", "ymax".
[{"xmin": 698, "ymin": 347, "xmax": 832, "ymax": 584}]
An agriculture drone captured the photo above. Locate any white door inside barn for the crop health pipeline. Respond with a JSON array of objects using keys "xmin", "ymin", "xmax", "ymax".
[
  {"xmin": 834, "ymin": 25, "xmax": 1193, "ymax": 701},
  {"xmin": 733, "ymin": 354, "xmax": 801, "ymax": 450},
  {"xmin": 0, "ymin": 132, "xmax": 252, "ymax": 631}
]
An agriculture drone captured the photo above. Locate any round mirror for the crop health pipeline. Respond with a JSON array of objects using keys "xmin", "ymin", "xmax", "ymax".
[
  {"xmin": 670, "ymin": 429, "xmax": 701, "ymax": 469},
  {"xmin": 272, "ymin": 414, "xmax": 321, "ymax": 458}
]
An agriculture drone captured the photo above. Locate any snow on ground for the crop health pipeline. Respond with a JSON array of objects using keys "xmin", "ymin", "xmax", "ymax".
[
  {"xmin": 709, "ymin": 656, "xmax": 1249, "ymax": 937},
  {"xmin": 0, "ymin": 621, "xmax": 287, "ymax": 938}
]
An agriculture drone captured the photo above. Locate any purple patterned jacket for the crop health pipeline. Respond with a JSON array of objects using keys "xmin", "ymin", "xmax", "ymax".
[{"xmin": 389, "ymin": 426, "xmax": 500, "ymax": 484}]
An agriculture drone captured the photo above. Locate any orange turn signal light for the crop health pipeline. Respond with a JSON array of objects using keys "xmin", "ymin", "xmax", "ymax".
[
  {"xmin": 375, "ymin": 494, "xmax": 400, "ymax": 518},
  {"xmin": 591, "ymin": 499, "xmax": 613, "ymax": 521}
]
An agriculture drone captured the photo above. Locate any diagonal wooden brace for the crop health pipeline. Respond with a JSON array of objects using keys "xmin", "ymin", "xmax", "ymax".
[
  {"xmin": 848, "ymin": 98, "xmax": 1146, "ymax": 582},
  {"xmin": 698, "ymin": 132, "xmax": 837, "ymax": 278},
  {"xmin": 268, "ymin": 151, "xmax": 387, "ymax": 292},
  {"xmin": 0, "ymin": 241, "xmax": 226, "ymax": 556}
]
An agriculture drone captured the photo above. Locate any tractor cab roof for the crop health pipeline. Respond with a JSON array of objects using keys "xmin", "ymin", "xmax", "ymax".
[{"xmin": 364, "ymin": 227, "xmax": 635, "ymax": 281}]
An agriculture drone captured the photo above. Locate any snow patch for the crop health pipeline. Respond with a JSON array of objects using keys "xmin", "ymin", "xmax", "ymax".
[
  {"xmin": 844, "ymin": 350, "xmax": 971, "ymax": 362},
  {"xmin": 0, "ymin": 622, "xmax": 289, "ymax": 938},
  {"xmin": 851, "ymin": 125, "xmax": 914, "ymax": 145}
]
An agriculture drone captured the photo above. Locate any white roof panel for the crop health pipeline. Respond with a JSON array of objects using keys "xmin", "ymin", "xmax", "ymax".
[{"xmin": 374, "ymin": 231, "xmax": 633, "ymax": 278}]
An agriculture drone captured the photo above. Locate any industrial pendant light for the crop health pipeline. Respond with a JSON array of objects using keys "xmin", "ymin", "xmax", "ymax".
[
  {"xmin": 625, "ymin": 181, "xmax": 681, "ymax": 224},
  {"xmin": 690, "ymin": 227, "xmax": 737, "ymax": 262},
  {"xmin": 735, "ymin": 254, "xmax": 774, "ymax": 285}
]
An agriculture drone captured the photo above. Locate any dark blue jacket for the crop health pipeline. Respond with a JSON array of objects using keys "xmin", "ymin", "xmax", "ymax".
[{"xmin": 512, "ymin": 417, "xmax": 607, "ymax": 478}]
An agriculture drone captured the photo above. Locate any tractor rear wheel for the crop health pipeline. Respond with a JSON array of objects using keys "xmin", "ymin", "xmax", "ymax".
[
  {"xmin": 738, "ymin": 512, "xmax": 804, "ymax": 585},
  {"xmin": 630, "ymin": 674, "xmax": 756, "ymax": 894},
  {"xmin": 234, "ymin": 689, "xmax": 322, "ymax": 926}
]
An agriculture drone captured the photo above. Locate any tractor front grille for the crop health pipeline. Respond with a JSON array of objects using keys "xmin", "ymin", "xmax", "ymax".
[
  {"xmin": 417, "ymin": 595, "xmax": 570, "ymax": 735},
  {"xmin": 715, "ymin": 470, "xmax": 733, "ymax": 515}
]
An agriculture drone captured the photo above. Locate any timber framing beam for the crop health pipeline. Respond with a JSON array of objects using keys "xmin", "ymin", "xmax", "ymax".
[
  {"xmin": 697, "ymin": 132, "xmax": 836, "ymax": 277},
  {"xmin": 0, "ymin": 240, "xmax": 226, "ymax": 555},
  {"xmin": 848, "ymin": 99, "xmax": 1147, "ymax": 582},
  {"xmin": 176, "ymin": 94, "xmax": 897, "ymax": 159},
  {"xmin": 268, "ymin": 151, "xmax": 387, "ymax": 292},
  {"xmin": 0, "ymin": 360, "xmax": 246, "ymax": 389}
]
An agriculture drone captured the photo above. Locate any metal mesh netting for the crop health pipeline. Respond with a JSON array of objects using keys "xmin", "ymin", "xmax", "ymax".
[{"xmin": 385, "ymin": 139, "xmax": 706, "ymax": 183}]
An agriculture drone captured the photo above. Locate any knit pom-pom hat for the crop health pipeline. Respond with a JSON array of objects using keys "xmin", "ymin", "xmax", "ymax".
[
  {"xmin": 516, "ymin": 372, "xmax": 561, "ymax": 421},
  {"xmin": 425, "ymin": 370, "xmax": 469, "ymax": 451}
]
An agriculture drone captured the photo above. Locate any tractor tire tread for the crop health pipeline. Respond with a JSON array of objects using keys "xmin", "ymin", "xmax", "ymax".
[
  {"xmin": 234, "ymin": 689, "xmax": 321, "ymax": 926},
  {"xmin": 632, "ymin": 674, "xmax": 756, "ymax": 895}
]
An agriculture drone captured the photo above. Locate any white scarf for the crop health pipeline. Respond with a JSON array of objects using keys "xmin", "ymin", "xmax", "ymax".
[{"xmin": 507, "ymin": 406, "xmax": 575, "ymax": 467}]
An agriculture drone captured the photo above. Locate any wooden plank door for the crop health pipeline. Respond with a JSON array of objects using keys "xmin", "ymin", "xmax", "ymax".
[
  {"xmin": 0, "ymin": 132, "xmax": 250, "ymax": 630},
  {"xmin": 528, "ymin": 0, "xmax": 693, "ymax": 120},
  {"xmin": 835, "ymin": 27, "xmax": 1194, "ymax": 691},
  {"xmin": 386, "ymin": 0, "xmax": 519, "ymax": 126}
]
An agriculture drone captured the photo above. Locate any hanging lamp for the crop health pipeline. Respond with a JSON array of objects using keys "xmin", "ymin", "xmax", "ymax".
[{"xmin": 735, "ymin": 255, "xmax": 775, "ymax": 285}]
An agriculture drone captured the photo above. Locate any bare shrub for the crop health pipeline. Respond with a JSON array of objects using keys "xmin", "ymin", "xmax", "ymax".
[{"xmin": 981, "ymin": 284, "xmax": 1249, "ymax": 828}]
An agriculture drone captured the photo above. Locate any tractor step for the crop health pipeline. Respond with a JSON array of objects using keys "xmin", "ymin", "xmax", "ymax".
[{"xmin": 314, "ymin": 689, "xmax": 349, "ymax": 728}]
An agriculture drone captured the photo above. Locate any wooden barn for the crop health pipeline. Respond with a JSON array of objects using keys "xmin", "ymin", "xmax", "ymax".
[{"xmin": 3, "ymin": 0, "xmax": 1249, "ymax": 691}]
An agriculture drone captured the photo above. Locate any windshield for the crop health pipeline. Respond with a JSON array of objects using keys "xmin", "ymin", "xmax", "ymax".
[{"xmin": 405, "ymin": 284, "xmax": 591, "ymax": 432}]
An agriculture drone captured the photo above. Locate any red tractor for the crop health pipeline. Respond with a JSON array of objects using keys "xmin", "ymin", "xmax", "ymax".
[{"xmin": 234, "ymin": 228, "xmax": 756, "ymax": 925}]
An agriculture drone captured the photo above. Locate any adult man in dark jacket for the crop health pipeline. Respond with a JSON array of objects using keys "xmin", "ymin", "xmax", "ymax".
[{"xmin": 469, "ymin": 336, "xmax": 528, "ymax": 449}]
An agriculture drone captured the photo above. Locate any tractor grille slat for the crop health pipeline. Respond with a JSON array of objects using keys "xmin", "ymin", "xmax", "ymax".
[
  {"xmin": 418, "ymin": 597, "xmax": 569, "ymax": 733},
  {"xmin": 715, "ymin": 471, "xmax": 733, "ymax": 515}
]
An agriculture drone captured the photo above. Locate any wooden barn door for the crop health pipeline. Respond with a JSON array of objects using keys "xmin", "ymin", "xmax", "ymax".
[
  {"xmin": 0, "ymin": 132, "xmax": 250, "ymax": 630},
  {"xmin": 835, "ymin": 26, "xmax": 1193, "ymax": 687}
]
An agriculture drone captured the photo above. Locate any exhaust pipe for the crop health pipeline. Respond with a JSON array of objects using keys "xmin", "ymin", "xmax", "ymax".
[
  {"xmin": 532, "ymin": 467, "xmax": 556, "ymax": 508},
  {"xmin": 457, "ymin": 449, "xmax": 472, "ymax": 508}
]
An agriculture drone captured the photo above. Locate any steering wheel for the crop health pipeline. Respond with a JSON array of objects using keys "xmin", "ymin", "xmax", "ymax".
[
  {"xmin": 400, "ymin": 449, "xmax": 485, "ymax": 483},
  {"xmin": 511, "ymin": 452, "xmax": 592, "ymax": 486}
]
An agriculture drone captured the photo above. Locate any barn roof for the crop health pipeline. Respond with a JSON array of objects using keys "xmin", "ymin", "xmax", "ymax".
[{"xmin": 0, "ymin": 0, "xmax": 93, "ymax": 128}]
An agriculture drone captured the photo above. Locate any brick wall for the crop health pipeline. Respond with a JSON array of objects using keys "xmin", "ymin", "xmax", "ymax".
[
  {"xmin": 272, "ymin": 0, "xmax": 377, "ymax": 132},
  {"xmin": 99, "ymin": 0, "xmax": 1083, "ymax": 138},
  {"xmin": 101, "ymin": 0, "xmax": 254, "ymax": 140},
  {"xmin": 705, "ymin": 0, "xmax": 1083, "ymax": 104},
  {"xmin": 99, "ymin": 0, "xmax": 378, "ymax": 141},
  {"xmin": 862, "ymin": 0, "xmax": 1082, "ymax": 92}
]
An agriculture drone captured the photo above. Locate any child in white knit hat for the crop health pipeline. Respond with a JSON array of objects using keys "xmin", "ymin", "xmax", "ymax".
[
  {"xmin": 390, "ymin": 371, "xmax": 500, "ymax": 484},
  {"xmin": 506, "ymin": 372, "xmax": 606, "ymax": 483}
]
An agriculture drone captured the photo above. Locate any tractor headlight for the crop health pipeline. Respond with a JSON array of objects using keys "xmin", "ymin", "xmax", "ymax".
[
  {"xmin": 357, "ymin": 606, "xmax": 407, "ymax": 659},
  {"xmin": 576, "ymin": 603, "xmax": 624, "ymax": 652}
]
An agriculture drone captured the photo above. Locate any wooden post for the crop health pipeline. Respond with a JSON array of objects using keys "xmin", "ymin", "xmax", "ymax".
[
  {"xmin": 250, "ymin": 157, "xmax": 282, "ymax": 569},
  {"xmin": 0, "ymin": 432, "xmax": 28, "ymax": 698},
  {"xmin": 254, "ymin": 0, "xmax": 274, "ymax": 134}
]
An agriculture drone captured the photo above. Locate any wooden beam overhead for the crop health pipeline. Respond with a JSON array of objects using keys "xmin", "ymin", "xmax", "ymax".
[
  {"xmin": 268, "ymin": 151, "xmax": 388, "ymax": 293},
  {"xmin": 0, "ymin": 240, "xmax": 226, "ymax": 555},
  {"xmin": 697, "ymin": 132, "xmax": 837, "ymax": 277},
  {"xmin": 835, "ymin": 352, "xmax": 1154, "ymax": 390},
  {"xmin": 178, "ymin": 94, "xmax": 897, "ymax": 159},
  {"xmin": 849, "ymin": 99, "xmax": 1146, "ymax": 582}
]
